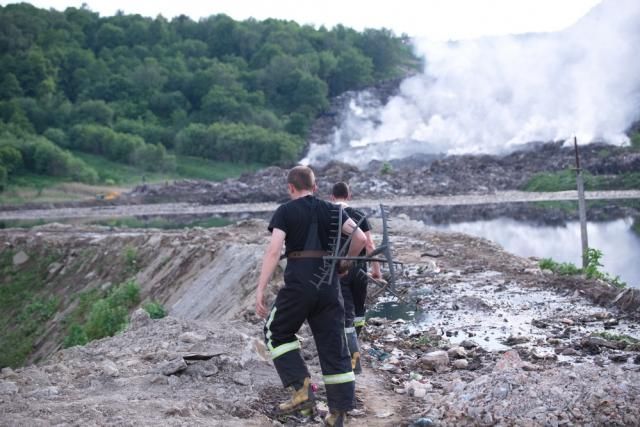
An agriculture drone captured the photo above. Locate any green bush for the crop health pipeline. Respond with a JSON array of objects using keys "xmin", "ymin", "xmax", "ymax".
[
  {"xmin": 2, "ymin": 135, "xmax": 98, "ymax": 184},
  {"xmin": 123, "ymin": 246, "xmax": 139, "ymax": 274},
  {"xmin": 84, "ymin": 299, "xmax": 128, "ymax": 340},
  {"xmin": 583, "ymin": 248, "xmax": 626, "ymax": 289},
  {"xmin": 0, "ymin": 145, "xmax": 23, "ymax": 173},
  {"xmin": 176, "ymin": 122, "xmax": 302, "ymax": 164},
  {"xmin": 380, "ymin": 162, "xmax": 393, "ymax": 175},
  {"xmin": 83, "ymin": 280, "xmax": 140, "ymax": 341},
  {"xmin": 539, "ymin": 258, "xmax": 581, "ymax": 275},
  {"xmin": 143, "ymin": 301, "xmax": 167, "ymax": 319},
  {"xmin": 524, "ymin": 170, "xmax": 640, "ymax": 192},
  {"xmin": 539, "ymin": 249, "xmax": 626, "ymax": 289},
  {"xmin": 63, "ymin": 323, "xmax": 88, "ymax": 348}
]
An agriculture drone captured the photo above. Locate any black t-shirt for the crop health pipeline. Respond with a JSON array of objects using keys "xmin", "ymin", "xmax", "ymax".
[
  {"xmin": 269, "ymin": 195, "xmax": 350, "ymax": 256},
  {"xmin": 341, "ymin": 206, "xmax": 370, "ymax": 256}
]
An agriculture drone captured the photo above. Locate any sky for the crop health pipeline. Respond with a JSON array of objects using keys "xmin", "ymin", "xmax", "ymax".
[{"xmin": 2, "ymin": 0, "xmax": 602, "ymax": 40}]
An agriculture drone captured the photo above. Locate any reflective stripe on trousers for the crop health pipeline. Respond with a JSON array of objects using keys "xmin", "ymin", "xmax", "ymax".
[
  {"xmin": 324, "ymin": 371, "xmax": 356, "ymax": 384},
  {"xmin": 265, "ymin": 306, "xmax": 301, "ymax": 359}
]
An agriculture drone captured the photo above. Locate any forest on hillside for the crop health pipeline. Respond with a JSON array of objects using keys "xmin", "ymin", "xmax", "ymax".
[{"xmin": 0, "ymin": 3, "xmax": 416, "ymax": 190}]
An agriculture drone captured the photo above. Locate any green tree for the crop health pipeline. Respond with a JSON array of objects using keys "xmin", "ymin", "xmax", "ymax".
[
  {"xmin": 357, "ymin": 28, "xmax": 401, "ymax": 78},
  {"xmin": 94, "ymin": 22, "xmax": 126, "ymax": 50},
  {"xmin": 329, "ymin": 47, "xmax": 374, "ymax": 95},
  {"xmin": 0, "ymin": 145, "xmax": 23, "ymax": 173},
  {"xmin": 0, "ymin": 73, "xmax": 23, "ymax": 99},
  {"xmin": 72, "ymin": 100, "xmax": 114, "ymax": 126}
]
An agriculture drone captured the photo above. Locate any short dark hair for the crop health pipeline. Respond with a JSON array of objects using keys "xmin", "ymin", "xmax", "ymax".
[
  {"xmin": 287, "ymin": 166, "xmax": 315, "ymax": 191},
  {"xmin": 332, "ymin": 182, "xmax": 350, "ymax": 199}
]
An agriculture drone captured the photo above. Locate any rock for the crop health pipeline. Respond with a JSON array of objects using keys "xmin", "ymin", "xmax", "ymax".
[
  {"xmin": 26, "ymin": 386, "xmax": 60, "ymax": 398},
  {"xmin": 47, "ymin": 262, "xmax": 63, "ymax": 276},
  {"xmin": 149, "ymin": 375, "xmax": 169, "ymax": 385},
  {"xmin": 609, "ymin": 353, "xmax": 628, "ymax": 363},
  {"xmin": 232, "ymin": 371, "xmax": 251, "ymax": 386},
  {"xmin": 405, "ymin": 380, "xmax": 430, "ymax": 397},
  {"xmin": 421, "ymin": 350, "xmax": 449, "ymax": 372},
  {"xmin": 585, "ymin": 336, "xmax": 619, "ymax": 349},
  {"xmin": 521, "ymin": 362, "xmax": 542, "ymax": 371},
  {"xmin": 12, "ymin": 250, "xmax": 29, "ymax": 265},
  {"xmin": 367, "ymin": 317, "xmax": 386, "ymax": 326},
  {"xmin": 494, "ymin": 350, "xmax": 522, "ymax": 371},
  {"xmin": 453, "ymin": 359, "xmax": 469, "ymax": 370},
  {"xmin": 410, "ymin": 417, "xmax": 435, "ymax": 427},
  {"xmin": 413, "ymin": 387, "xmax": 427, "ymax": 398},
  {"xmin": 561, "ymin": 347, "xmax": 579, "ymax": 356},
  {"xmin": 0, "ymin": 380, "xmax": 18, "ymax": 395},
  {"xmin": 603, "ymin": 318, "xmax": 619, "ymax": 329},
  {"xmin": 156, "ymin": 357, "xmax": 187, "ymax": 376},
  {"xmin": 0, "ymin": 367, "xmax": 17, "ymax": 380},
  {"xmin": 491, "ymin": 382, "xmax": 511, "ymax": 399},
  {"xmin": 179, "ymin": 332, "xmax": 207, "ymax": 343},
  {"xmin": 456, "ymin": 296, "xmax": 492, "ymax": 312},
  {"xmin": 102, "ymin": 360, "xmax": 119, "ymax": 377},
  {"xmin": 460, "ymin": 340, "xmax": 478, "ymax": 349},
  {"xmin": 129, "ymin": 308, "xmax": 151, "ymax": 330},
  {"xmin": 503, "ymin": 335, "xmax": 530, "ymax": 345},
  {"xmin": 447, "ymin": 346, "xmax": 468, "ymax": 359},
  {"xmin": 532, "ymin": 349, "xmax": 557, "ymax": 360}
]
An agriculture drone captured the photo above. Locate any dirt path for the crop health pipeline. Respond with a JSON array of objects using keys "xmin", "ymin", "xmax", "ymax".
[
  {"xmin": 355, "ymin": 365, "xmax": 406, "ymax": 426},
  {"xmin": 2, "ymin": 190, "xmax": 639, "ymax": 221}
]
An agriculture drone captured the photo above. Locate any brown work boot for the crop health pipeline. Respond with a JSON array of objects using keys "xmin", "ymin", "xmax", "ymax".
[
  {"xmin": 276, "ymin": 377, "xmax": 315, "ymax": 415},
  {"xmin": 324, "ymin": 410, "xmax": 346, "ymax": 426},
  {"xmin": 351, "ymin": 351, "xmax": 362, "ymax": 374}
]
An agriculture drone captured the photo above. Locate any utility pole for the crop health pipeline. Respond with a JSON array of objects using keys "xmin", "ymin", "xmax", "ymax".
[{"xmin": 574, "ymin": 137, "xmax": 589, "ymax": 268}]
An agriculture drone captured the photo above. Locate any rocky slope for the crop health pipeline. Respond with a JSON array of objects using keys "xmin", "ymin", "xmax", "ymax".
[{"xmin": 1, "ymin": 218, "xmax": 639, "ymax": 425}]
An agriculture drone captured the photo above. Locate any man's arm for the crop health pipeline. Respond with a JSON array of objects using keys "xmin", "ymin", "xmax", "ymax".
[
  {"xmin": 364, "ymin": 230, "xmax": 382, "ymax": 278},
  {"xmin": 255, "ymin": 228, "xmax": 285, "ymax": 318},
  {"xmin": 339, "ymin": 218, "xmax": 366, "ymax": 273}
]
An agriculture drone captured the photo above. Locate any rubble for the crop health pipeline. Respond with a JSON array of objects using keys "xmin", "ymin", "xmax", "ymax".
[{"xmin": 0, "ymin": 217, "xmax": 639, "ymax": 425}]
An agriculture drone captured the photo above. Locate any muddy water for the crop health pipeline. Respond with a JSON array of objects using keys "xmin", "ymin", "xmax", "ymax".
[
  {"xmin": 433, "ymin": 217, "xmax": 640, "ymax": 287},
  {"xmin": 368, "ymin": 269, "xmax": 640, "ymax": 356}
]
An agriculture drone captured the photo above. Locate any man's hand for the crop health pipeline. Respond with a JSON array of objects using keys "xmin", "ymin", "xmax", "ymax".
[
  {"xmin": 255, "ymin": 288, "xmax": 268, "ymax": 318},
  {"xmin": 367, "ymin": 271, "xmax": 387, "ymax": 286},
  {"xmin": 338, "ymin": 260, "xmax": 353, "ymax": 276},
  {"xmin": 370, "ymin": 262, "xmax": 382, "ymax": 280}
]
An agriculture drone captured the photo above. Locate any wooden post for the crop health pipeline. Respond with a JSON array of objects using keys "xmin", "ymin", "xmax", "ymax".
[{"xmin": 574, "ymin": 137, "xmax": 589, "ymax": 268}]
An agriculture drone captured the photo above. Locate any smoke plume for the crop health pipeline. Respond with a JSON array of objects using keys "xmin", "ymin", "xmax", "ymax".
[{"xmin": 303, "ymin": 0, "xmax": 640, "ymax": 166}]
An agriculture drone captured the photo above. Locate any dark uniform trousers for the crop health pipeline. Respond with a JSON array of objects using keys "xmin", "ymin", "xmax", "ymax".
[
  {"xmin": 341, "ymin": 263, "xmax": 368, "ymax": 333},
  {"xmin": 264, "ymin": 258, "xmax": 355, "ymax": 411}
]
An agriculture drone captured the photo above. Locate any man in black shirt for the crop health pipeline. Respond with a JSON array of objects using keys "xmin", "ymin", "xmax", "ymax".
[
  {"xmin": 331, "ymin": 182, "xmax": 382, "ymax": 374},
  {"xmin": 255, "ymin": 166, "xmax": 366, "ymax": 426}
]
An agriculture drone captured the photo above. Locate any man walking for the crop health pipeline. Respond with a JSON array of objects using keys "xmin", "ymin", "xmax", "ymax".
[
  {"xmin": 331, "ymin": 182, "xmax": 382, "ymax": 374},
  {"xmin": 255, "ymin": 166, "xmax": 366, "ymax": 426}
]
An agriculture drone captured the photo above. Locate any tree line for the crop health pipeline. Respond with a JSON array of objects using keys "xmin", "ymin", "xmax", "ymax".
[{"xmin": 0, "ymin": 3, "xmax": 416, "ymax": 189}]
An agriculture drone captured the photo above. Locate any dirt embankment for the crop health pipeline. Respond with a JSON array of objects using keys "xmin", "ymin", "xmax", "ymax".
[{"xmin": 1, "ymin": 219, "xmax": 639, "ymax": 426}]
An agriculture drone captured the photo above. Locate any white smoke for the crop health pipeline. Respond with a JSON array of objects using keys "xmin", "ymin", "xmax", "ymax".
[{"xmin": 304, "ymin": 0, "xmax": 640, "ymax": 166}]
